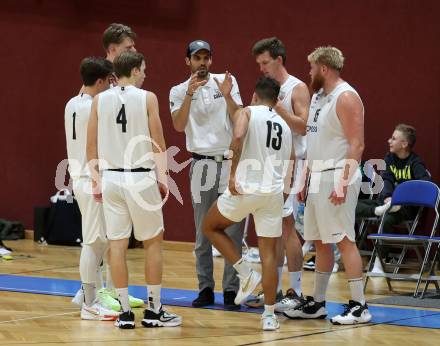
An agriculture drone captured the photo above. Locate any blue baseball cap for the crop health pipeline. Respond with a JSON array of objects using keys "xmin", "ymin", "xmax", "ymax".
[{"xmin": 187, "ymin": 40, "xmax": 211, "ymax": 57}]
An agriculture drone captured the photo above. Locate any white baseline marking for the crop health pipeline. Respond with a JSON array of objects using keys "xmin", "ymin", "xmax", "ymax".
[{"xmin": 0, "ymin": 311, "xmax": 78, "ymax": 324}]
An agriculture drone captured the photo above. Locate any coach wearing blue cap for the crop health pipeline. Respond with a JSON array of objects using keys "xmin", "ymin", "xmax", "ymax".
[{"xmin": 169, "ymin": 40, "xmax": 244, "ymax": 310}]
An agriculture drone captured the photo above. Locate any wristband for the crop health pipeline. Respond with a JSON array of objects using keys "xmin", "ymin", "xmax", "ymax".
[{"xmin": 186, "ymin": 91, "xmax": 193, "ymax": 97}]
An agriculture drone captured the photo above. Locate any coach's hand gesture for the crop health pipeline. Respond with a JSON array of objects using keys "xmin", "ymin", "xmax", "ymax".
[
  {"xmin": 214, "ymin": 71, "xmax": 233, "ymax": 97},
  {"xmin": 187, "ymin": 73, "xmax": 207, "ymax": 95}
]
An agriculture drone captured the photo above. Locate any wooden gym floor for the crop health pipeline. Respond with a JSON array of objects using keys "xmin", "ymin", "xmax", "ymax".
[{"xmin": 1, "ymin": 239, "xmax": 440, "ymax": 345}]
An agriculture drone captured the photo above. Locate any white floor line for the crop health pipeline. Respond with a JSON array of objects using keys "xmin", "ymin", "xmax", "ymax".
[
  {"xmin": 0, "ymin": 287, "xmax": 73, "ymax": 296},
  {"xmin": 0, "ymin": 311, "xmax": 78, "ymax": 324}
]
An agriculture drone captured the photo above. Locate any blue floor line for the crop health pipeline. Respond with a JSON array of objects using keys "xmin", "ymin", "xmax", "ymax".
[{"xmin": 1, "ymin": 274, "xmax": 440, "ymax": 328}]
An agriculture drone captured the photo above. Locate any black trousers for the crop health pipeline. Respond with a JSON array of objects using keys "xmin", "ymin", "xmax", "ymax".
[{"xmin": 356, "ymin": 199, "xmax": 417, "ymax": 233}]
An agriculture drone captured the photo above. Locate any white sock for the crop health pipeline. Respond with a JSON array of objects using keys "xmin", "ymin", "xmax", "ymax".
[
  {"xmin": 147, "ymin": 284, "xmax": 162, "ymax": 313},
  {"xmin": 233, "ymin": 258, "xmax": 252, "ymax": 277},
  {"xmin": 116, "ymin": 287, "xmax": 130, "ymax": 312},
  {"xmin": 106, "ymin": 263, "xmax": 114, "ymax": 289},
  {"xmin": 348, "ymin": 278, "xmax": 365, "ymax": 305},
  {"xmin": 374, "ymin": 201, "xmax": 391, "ymax": 216},
  {"xmin": 82, "ymin": 283, "xmax": 96, "ymax": 306},
  {"xmin": 277, "ymin": 266, "xmax": 283, "ymax": 293},
  {"xmin": 313, "ymin": 270, "xmax": 331, "ymax": 303},
  {"xmin": 289, "ymin": 271, "xmax": 302, "ymax": 296},
  {"xmin": 263, "ymin": 304, "xmax": 275, "ymax": 316}
]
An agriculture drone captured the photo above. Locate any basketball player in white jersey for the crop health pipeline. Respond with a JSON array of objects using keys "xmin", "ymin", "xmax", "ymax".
[
  {"xmin": 75, "ymin": 23, "xmax": 144, "ymax": 311},
  {"xmin": 248, "ymin": 37, "xmax": 310, "ymax": 311},
  {"xmin": 103, "ymin": 23, "xmax": 136, "ymax": 64},
  {"xmin": 65, "ymin": 57, "xmax": 119, "ymax": 321},
  {"xmin": 79, "ymin": 23, "xmax": 136, "ymax": 95},
  {"xmin": 102, "ymin": 23, "xmax": 136, "ymax": 88},
  {"xmin": 203, "ymin": 77, "xmax": 295, "ymax": 331},
  {"xmin": 98, "ymin": 23, "xmax": 144, "ymax": 309},
  {"xmin": 87, "ymin": 51, "xmax": 182, "ymax": 329},
  {"xmin": 284, "ymin": 47, "xmax": 372, "ymax": 324}
]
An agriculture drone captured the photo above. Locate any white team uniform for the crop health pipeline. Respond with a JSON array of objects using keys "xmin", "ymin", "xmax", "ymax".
[
  {"xmin": 217, "ymin": 105, "xmax": 292, "ymax": 237},
  {"xmin": 304, "ymin": 82, "xmax": 363, "ymax": 243},
  {"xmin": 64, "ymin": 93, "xmax": 106, "ymax": 245},
  {"xmin": 97, "ymin": 85, "xmax": 164, "ymax": 241},
  {"xmin": 278, "ymin": 75, "xmax": 307, "ymax": 218},
  {"xmin": 169, "ymin": 73, "xmax": 243, "ymax": 193},
  {"xmin": 169, "ymin": 73, "xmax": 242, "ymax": 156}
]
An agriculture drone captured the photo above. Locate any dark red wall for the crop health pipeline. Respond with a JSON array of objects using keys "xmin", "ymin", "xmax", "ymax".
[{"xmin": 1, "ymin": 0, "xmax": 439, "ymax": 243}]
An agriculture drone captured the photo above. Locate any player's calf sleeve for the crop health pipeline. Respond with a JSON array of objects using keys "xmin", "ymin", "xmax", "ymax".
[{"xmin": 79, "ymin": 240, "xmax": 107, "ymax": 284}]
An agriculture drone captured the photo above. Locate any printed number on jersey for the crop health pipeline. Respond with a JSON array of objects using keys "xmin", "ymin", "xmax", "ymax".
[
  {"xmin": 266, "ymin": 120, "xmax": 282, "ymax": 150},
  {"xmin": 72, "ymin": 112, "xmax": 77, "ymax": 140},
  {"xmin": 116, "ymin": 105, "xmax": 127, "ymax": 133}
]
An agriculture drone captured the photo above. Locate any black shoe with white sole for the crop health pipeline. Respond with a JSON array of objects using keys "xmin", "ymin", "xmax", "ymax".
[
  {"xmin": 283, "ymin": 296, "xmax": 327, "ymax": 319},
  {"xmin": 141, "ymin": 306, "xmax": 182, "ymax": 327},
  {"xmin": 114, "ymin": 310, "xmax": 135, "ymax": 329},
  {"xmin": 330, "ymin": 300, "xmax": 372, "ymax": 325},
  {"xmin": 303, "ymin": 256, "xmax": 316, "ymax": 271}
]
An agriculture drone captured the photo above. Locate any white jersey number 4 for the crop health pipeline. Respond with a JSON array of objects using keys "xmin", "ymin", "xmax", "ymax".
[{"xmin": 116, "ymin": 105, "xmax": 127, "ymax": 133}]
